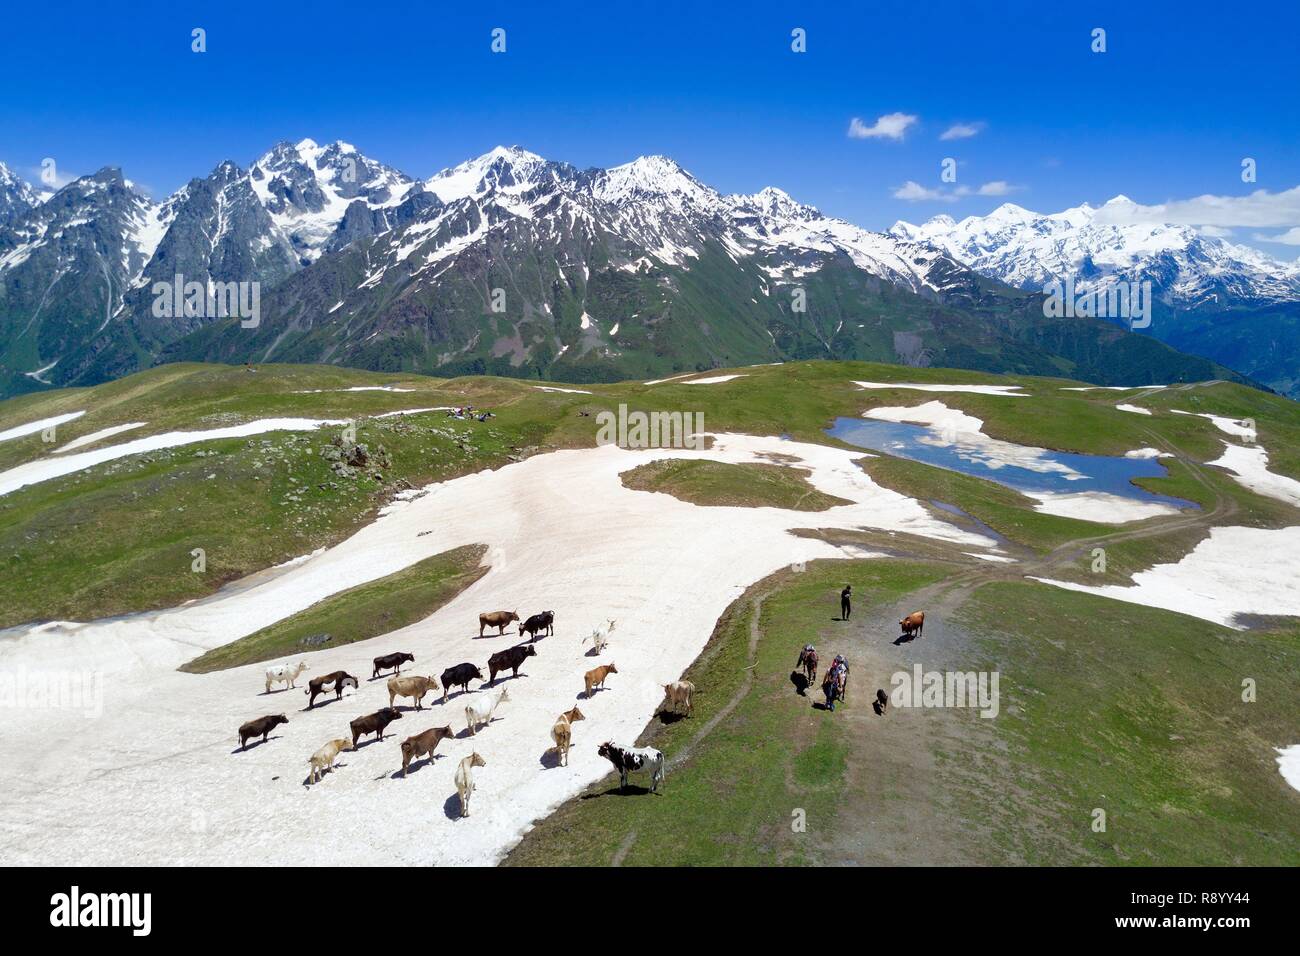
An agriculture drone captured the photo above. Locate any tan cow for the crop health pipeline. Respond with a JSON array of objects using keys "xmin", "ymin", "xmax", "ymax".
[
  {"xmin": 584, "ymin": 662, "xmax": 618, "ymax": 698},
  {"xmin": 388, "ymin": 674, "xmax": 439, "ymax": 710},
  {"xmin": 479, "ymin": 610, "xmax": 520, "ymax": 637},
  {"xmin": 399, "ymin": 725, "xmax": 454, "ymax": 776},
  {"xmin": 454, "ymin": 752, "xmax": 487, "ymax": 817},
  {"xmin": 663, "ymin": 680, "xmax": 695, "ymax": 716},
  {"xmin": 308, "ymin": 737, "xmax": 355, "ymax": 784},
  {"xmin": 550, "ymin": 706, "xmax": 585, "ymax": 766},
  {"xmin": 899, "ymin": 610, "xmax": 925, "ymax": 639}
]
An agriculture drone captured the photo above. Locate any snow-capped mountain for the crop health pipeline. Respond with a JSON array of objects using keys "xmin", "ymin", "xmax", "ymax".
[
  {"xmin": 0, "ymin": 167, "xmax": 165, "ymax": 387},
  {"xmin": 248, "ymin": 139, "xmax": 422, "ymax": 261},
  {"xmin": 890, "ymin": 198, "xmax": 1300, "ymax": 309},
  {"xmin": 0, "ymin": 161, "xmax": 49, "ymax": 223},
  {"xmin": 0, "ymin": 144, "xmax": 1251, "ymax": 396}
]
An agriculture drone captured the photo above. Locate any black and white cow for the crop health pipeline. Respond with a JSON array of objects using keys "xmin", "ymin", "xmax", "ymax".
[{"xmin": 597, "ymin": 742, "xmax": 665, "ymax": 792}]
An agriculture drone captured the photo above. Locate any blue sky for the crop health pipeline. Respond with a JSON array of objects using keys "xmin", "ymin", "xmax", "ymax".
[{"xmin": 3, "ymin": 0, "xmax": 1297, "ymax": 252}]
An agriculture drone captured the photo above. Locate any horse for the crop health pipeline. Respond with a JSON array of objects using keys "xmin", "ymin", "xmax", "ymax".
[
  {"xmin": 797, "ymin": 646, "xmax": 819, "ymax": 685},
  {"xmin": 822, "ymin": 658, "xmax": 849, "ymax": 710}
]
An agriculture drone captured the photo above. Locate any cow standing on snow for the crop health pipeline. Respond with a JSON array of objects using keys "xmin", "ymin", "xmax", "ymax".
[
  {"xmin": 265, "ymin": 661, "xmax": 308, "ymax": 694},
  {"xmin": 479, "ymin": 610, "xmax": 519, "ymax": 637}
]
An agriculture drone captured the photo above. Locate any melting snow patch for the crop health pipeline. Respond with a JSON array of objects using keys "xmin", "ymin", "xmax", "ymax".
[
  {"xmin": 0, "ymin": 410, "xmax": 85, "ymax": 443},
  {"xmin": 1171, "ymin": 410, "xmax": 1256, "ymax": 440},
  {"xmin": 1030, "ymin": 526, "xmax": 1300, "ymax": 629},
  {"xmin": 682, "ymin": 374, "xmax": 746, "ymax": 385},
  {"xmin": 532, "ymin": 386, "xmax": 592, "ymax": 395},
  {"xmin": 854, "ymin": 381, "xmax": 1026, "ymax": 397},
  {"xmin": 55, "ymin": 423, "xmax": 147, "ymax": 453},
  {"xmin": 1276, "ymin": 746, "xmax": 1300, "ymax": 793},
  {"xmin": 0, "ymin": 417, "xmax": 350, "ymax": 498},
  {"xmin": 1123, "ymin": 447, "xmax": 1172, "ymax": 459},
  {"xmin": 1116, "ymin": 403, "xmax": 1151, "ymax": 415},
  {"xmin": 1209, "ymin": 442, "xmax": 1300, "ymax": 508}
]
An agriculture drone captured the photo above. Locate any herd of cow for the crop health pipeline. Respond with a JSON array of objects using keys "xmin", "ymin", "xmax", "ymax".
[{"xmin": 241, "ymin": 613, "xmax": 691, "ymax": 815}]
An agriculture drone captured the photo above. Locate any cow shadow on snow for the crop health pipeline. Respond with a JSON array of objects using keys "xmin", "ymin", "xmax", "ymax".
[
  {"xmin": 538, "ymin": 749, "xmax": 562, "ymax": 770},
  {"xmin": 442, "ymin": 793, "xmax": 467, "ymax": 820},
  {"xmin": 384, "ymin": 755, "xmax": 443, "ymax": 779},
  {"xmin": 302, "ymin": 763, "xmax": 349, "ymax": 787},
  {"xmin": 230, "ymin": 735, "xmax": 284, "ymax": 754}
]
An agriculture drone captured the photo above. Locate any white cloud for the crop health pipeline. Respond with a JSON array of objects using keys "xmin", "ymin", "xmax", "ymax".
[
  {"xmin": 893, "ymin": 180, "xmax": 946, "ymax": 201},
  {"xmin": 1198, "ymin": 225, "xmax": 1234, "ymax": 238},
  {"xmin": 848, "ymin": 112, "xmax": 918, "ymax": 141},
  {"xmin": 1255, "ymin": 226, "xmax": 1300, "ymax": 245},
  {"xmin": 1092, "ymin": 186, "xmax": 1300, "ymax": 230},
  {"xmin": 940, "ymin": 122, "xmax": 984, "ymax": 141},
  {"xmin": 894, "ymin": 180, "xmax": 1017, "ymax": 202}
]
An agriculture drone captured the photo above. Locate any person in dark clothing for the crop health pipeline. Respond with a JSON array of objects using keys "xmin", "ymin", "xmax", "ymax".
[{"xmin": 840, "ymin": 584, "xmax": 852, "ymax": 621}]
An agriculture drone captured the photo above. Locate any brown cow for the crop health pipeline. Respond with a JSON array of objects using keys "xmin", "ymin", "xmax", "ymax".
[
  {"xmin": 899, "ymin": 610, "xmax": 925, "ymax": 639},
  {"xmin": 584, "ymin": 662, "xmax": 618, "ymax": 698},
  {"xmin": 238, "ymin": 714, "xmax": 288, "ymax": 749},
  {"xmin": 388, "ymin": 675, "xmax": 439, "ymax": 710},
  {"xmin": 350, "ymin": 707, "xmax": 403, "ymax": 747},
  {"xmin": 399, "ymin": 725, "xmax": 455, "ymax": 776},
  {"xmin": 479, "ymin": 610, "xmax": 520, "ymax": 637}
]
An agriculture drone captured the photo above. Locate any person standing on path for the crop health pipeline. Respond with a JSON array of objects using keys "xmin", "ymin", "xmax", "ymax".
[{"xmin": 840, "ymin": 584, "xmax": 852, "ymax": 621}]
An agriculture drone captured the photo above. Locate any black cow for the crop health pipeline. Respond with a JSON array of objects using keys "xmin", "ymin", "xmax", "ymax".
[
  {"xmin": 373, "ymin": 652, "xmax": 415, "ymax": 679},
  {"xmin": 350, "ymin": 707, "xmax": 403, "ymax": 747},
  {"xmin": 304, "ymin": 670, "xmax": 359, "ymax": 708},
  {"xmin": 488, "ymin": 644, "xmax": 537, "ymax": 684},
  {"xmin": 520, "ymin": 610, "xmax": 555, "ymax": 641},
  {"xmin": 440, "ymin": 663, "xmax": 485, "ymax": 703},
  {"xmin": 238, "ymin": 714, "xmax": 288, "ymax": 750}
]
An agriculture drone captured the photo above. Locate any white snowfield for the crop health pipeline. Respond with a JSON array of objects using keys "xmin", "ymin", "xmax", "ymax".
[
  {"xmin": 531, "ymin": 385, "xmax": 593, "ymax": 394},
  {"xmin": 1031, "ymin": 526, "xmax": 1300, "ymax": 629},
  {"xmin": 1115, "ymin": 403, "xmax": 1152, "ymax": 416},
  {"xmin": 0, "ymin": 410, "xmax": 85, "ymax": 443},
  {"xmin": 0, "ymin": 432, "xmax": 993, "ymax": 866},
  {"xmin": 853, "ymin": 381, "xmax": 1027, "ymax": 397},
  {"xmin": 861, "ymin": 400, "xmax": 1178, "ymax": 523}
]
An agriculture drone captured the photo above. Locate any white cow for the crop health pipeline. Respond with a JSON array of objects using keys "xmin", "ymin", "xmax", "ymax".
[
  {"xmin": 454, "ymin": 752, "xmax": 486, "ymax": 817},
  {"xmin": 585, "ymin": 619, "xmax": 616, "ymax": 655},
  {"xmin": 465, "ymin": 687, "xmax": 510, "ymax": 736},
  {"xmin": 265, "ymin": 661, "xmax": 309, "ymax": 694}
]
